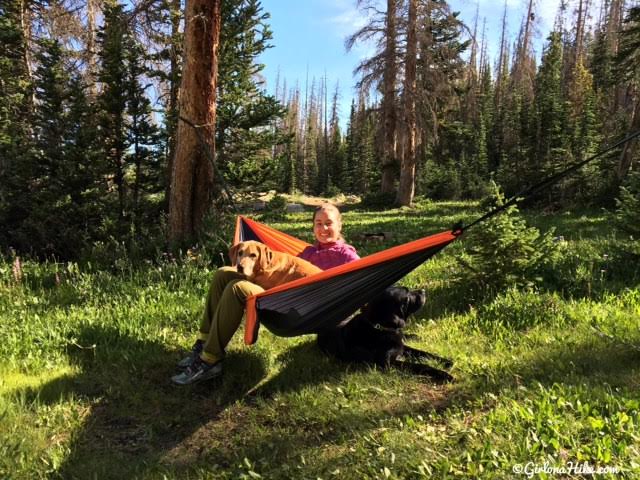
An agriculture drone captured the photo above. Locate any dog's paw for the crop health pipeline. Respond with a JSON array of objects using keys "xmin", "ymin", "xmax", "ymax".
[
  {"xmin": 441, "ymin": 358, "xmax": 454, "ymax": 369},
  {"xmin": 433, "ymin": 370, "xmax": 454, "ymax": 383}
]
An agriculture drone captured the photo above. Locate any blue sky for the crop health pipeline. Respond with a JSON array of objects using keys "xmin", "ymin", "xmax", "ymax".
[{"xmin": 257, "ymin": 0, "xmax": 566, "ymax": 123}]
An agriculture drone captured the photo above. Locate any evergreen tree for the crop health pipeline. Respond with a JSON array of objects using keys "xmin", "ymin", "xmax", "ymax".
[
  {"xmin": 216, "ymin": 0, "xmax": 286, "ymax": 191},
  {"xmin": 20, "ymin": 38, "xmax": 72, "ymax": 254},
  {"xmin": 0, "ymin": 0, "xmax": 34, "ymax": 248},
  {"xmin": 614, "ymin": 171, "xmax": 640, "ymax": 257},
  {"xmin": 279, "ymin": 86, "xmax": 300, "ymax": 193},
  {"xmin": 532, "ymin": 30, "xmax": 569, "ymax": 200},
  {"xmin": 461, "ymin": 181, "xmax": 560, "ymax": 293},
  {"xmin": 33, "ymin": 39, "xmax": 68, "ymax": 184},
  {"xmin": 326, "ymin": 82, "xmax": 346, "ymax": 193},
  {"xmin": 6, "ymin": 36, "xmax": 104, "ymax": 257},
  {"xmin": 613, "ymin": 6, "xmax": 640, "ymax": 183},
  {"xmin": 344, "ymin": 99, "xmax": 358, "ymax": 193},
  {"xmin": 96, "ymin": 0, "xmax": 131, "ymax": 223},
  {"xmin": 125, "ymin": 41, "xmax": 162, "ymax": 237},
  {"xmin": 144, "ymin": 0, "xmax": 183, "ymax": 209},
  {"xmin": 64, "ymin": 74, "xmax": 105, "ymax": 244}
]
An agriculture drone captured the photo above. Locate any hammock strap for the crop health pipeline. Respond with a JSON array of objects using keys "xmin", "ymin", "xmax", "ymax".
[{"xmin": 462, "ymin": 129, "xmax": 640, "ymax": 233}]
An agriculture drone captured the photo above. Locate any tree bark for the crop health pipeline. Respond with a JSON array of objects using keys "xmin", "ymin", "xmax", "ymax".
[
  {"xmin": 86, "ymin": 0, "xmax": 99, "ymax": 96},
  {"xmin": 395, "ymin": 0, "xmax": 418, "ymax": 206},
  {"xmin": 168, "ymin": 0, "xmax": 221, "ymax": 245},
  {"xmin": 164, "ymin": 0, "xmax": 182, "ymax": 212},
  {"xmin": 380, "ymin": 0, "xmax": 398, "ymax": 194},
  {"xmin": 617, "ymin": 97, "xmax": 640, "ymax": 182}
]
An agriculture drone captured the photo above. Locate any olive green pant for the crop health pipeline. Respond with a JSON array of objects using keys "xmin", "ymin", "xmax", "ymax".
[{"xmin": 197, "ymin": 266, "xmax": 264, "ymax": 364}]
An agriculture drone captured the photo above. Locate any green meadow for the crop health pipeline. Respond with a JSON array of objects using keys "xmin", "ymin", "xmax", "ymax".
[{"xmin": 1, "ymin": 200, "xmax": 639, "ymax": 479}]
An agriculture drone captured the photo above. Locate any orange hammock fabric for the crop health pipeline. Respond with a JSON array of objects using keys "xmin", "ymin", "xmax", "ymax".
[{"xmin": 234, "ymin": 216, "xmax": 461, "ymax": 345}]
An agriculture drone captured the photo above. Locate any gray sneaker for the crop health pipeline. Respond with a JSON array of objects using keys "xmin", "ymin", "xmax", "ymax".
[
  {"xmin": 176, "ymin": 339, "xmax": 204, "ymax": 369},
  {"xmin": 171, "ymin": 357, "xmax": 222, "ymax": 385}
]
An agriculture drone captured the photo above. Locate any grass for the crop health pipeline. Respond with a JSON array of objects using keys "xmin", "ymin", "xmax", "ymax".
[{"xmin": 1, "ymin": 200, "xmax": 640, "ymax": 479}]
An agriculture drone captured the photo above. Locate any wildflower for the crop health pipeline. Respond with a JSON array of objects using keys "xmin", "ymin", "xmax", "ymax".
[{"xmin": 12, "ymin": 256, "xmax": 23, "ymax": 284}]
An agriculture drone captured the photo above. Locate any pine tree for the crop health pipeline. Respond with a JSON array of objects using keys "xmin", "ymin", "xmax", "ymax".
[
  {"xmin": 326, "ymin": 82, "xmax": 346, "ymax": 193},
  {"xmin": 64, "ymin": 74, "xmax": 105, "ymax": 241},
  {"xmin": 96, "ymin": 0, "xmax": 131, "ymax": 223},
  {"xmin": 462, "ymin": 181, "xmax": 560, "ymax": 293},
  {"xmin": 144, "ymin": 0, "xmax": 183, "ymax": 209},
  {"xmin": 614, "ymin": 171, "xmax": 640, "ymax": 257},
  {"xmin": 216, "ymin": 0, "xmax": 286, "ymax": 191},
  {"xmin": 532, "ymin": 30, "xmax": 569, "ymax": 196},
  {"xmin": 395, "ymin": 0, "xmax": 418, "ymax": 206},
  {"xmin": 126, "ymin": 41, "xmax": 162, "ymax": 237},
  {"xmin": 3, "ymin": 37, "xmax": 68, "ymax": 255},
  {"xmin": 347, "ymin": 0, "xmax": 400, "ymax": 196},
  {"xmin": 614, "ymin": 6, "xmax": 640, "ymax": 183},
  {"xmin": 33, "ymin": 39, "xmax": 68, "ymax": 184},
  {"xmin": 0, "ymin": 0, "xmax": 34, "ymax": 246},
  {"xmin": 417, "ymin": 3, "xmax": 471, "ymax": 199},
  {"xmin": 344, "ymin": 99, "xmax": 358, "ymax": 193},
  {"xmin": 9, "ymin": 36, "xmax": 103, "ymax": 257}
]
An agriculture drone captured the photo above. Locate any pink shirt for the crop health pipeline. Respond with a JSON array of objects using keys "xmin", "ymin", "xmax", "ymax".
[{"xmin": 298, "ymin": 241, "xmax": 360, "ymax": 270}]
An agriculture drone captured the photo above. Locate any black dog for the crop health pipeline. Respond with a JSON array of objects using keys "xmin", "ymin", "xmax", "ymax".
[{"xmin": 317, "ymin": 286, "xmax": 453, "ymax": 382}]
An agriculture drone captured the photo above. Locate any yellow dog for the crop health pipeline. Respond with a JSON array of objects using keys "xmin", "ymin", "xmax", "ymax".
[{"xmin": 229, "ymin": 240, "xmax": 321, "ymax": 289}]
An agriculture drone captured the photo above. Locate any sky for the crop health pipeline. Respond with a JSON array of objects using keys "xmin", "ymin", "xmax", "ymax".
[{"xmin": 257, "ymin": 0, "xmax": 576, "ymax": 124}]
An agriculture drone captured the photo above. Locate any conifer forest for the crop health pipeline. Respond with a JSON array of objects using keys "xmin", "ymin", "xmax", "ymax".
[{"xmin": 1, "ymin": 0, "xmax": 640, "ymax": 259}]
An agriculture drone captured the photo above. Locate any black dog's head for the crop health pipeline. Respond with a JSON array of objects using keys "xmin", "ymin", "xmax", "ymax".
[{"xmin": 362, "ymin": 286, "xmax": 426, "ymax": 330}]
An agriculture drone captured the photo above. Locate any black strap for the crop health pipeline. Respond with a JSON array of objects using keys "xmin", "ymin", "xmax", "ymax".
[{"xmin": 457, "ymin": 129, "xmax": 640, "ymax": 234}]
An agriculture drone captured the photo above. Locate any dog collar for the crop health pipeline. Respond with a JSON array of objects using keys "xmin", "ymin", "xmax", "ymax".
[{"xmin": 373, "ymin": 323, "xmax": 401, "ymax": 333}]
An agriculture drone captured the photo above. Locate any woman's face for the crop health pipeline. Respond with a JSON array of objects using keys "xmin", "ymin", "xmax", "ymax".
[{"xmin": 313, "ymin": 209, "xmax": 342, "ymax": 244}]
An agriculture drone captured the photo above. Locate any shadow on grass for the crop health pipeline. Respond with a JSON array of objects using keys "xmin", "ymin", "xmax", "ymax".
[
  {"xmin": 23, "ymin": 324, "xmax": 448, "ymax": 478},
  {"xmin": 459, "ymin": 329, "xmax": 640, "ymax": 400},
  {"xmin": 250, "ymin": 340, "xmax": 354, "ymax": 396},
  {"xmin": 512, "ymin": 335, "xmax": 640, "ymax": 388},
  {"xmin": 26, "ymin": 321, "xmax": 637, "ymax": 478},
  {"xmin": 168, "ymin": 338, "xmax": 455, "ymax": 477},
  {"xmin": 20, "ymin": 324, "xmax": 269, "ymax": 479}
]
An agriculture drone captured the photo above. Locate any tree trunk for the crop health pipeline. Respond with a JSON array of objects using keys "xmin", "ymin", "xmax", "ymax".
[
  {"xmin": 494, "ymin": 0, "xmax": 508, "ymax": 109},
  {"xmin": 617, "ymin": 97, "xmax": 640, "ymax": 182},
  {"xmin": 575, "ymin": 0, "xmax": 585, "ymax": 62},
  {"xmin": 168, "ymin": 0, "xmax": 221, "ymax": 245},
  {"xmin": 86, "ymin": 0, "xmax": 99, "ymax": 96},
  {"xmin": 164, "ymin": 0, "xmax": 182, "ymax": 212},
  {"xmin": 395, "ymin": 0, "xmax": 417, "ymax": 206},
  {"xmin": 380, "ymin": 0, "xmax": 398, "ymax": 194}
]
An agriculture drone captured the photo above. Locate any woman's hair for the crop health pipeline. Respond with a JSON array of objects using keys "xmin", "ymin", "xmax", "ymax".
[{"xmin": 313, "ymin": 203, "xmax": 344, "ymax": 241}]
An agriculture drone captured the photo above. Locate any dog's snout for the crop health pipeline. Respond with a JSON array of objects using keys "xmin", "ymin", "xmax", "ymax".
[{"xmin": 237, "ymin": 265, "xmax": 244, "ymax": 274}]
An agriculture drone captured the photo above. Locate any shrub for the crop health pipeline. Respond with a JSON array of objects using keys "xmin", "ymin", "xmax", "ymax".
[
  {"xmin": 419, "ymin": 160, "xmax": 462, "ymax": 200},
  {"xmin": 459, "ymin": 181, "xmax": 560, "ymax": 294},
  {"xmin": 360, "ymin": 191, "xmax": 397, "ymax": 209},
  {"xmin": 260, "ymin": 194, "xmax": 288, "ymax": 220},
  {"xmin": 614, "ymin": 171, "xmax": 640, "ymax": 257}
]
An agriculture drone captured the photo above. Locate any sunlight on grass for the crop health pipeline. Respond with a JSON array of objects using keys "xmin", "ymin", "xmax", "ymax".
[
  {"xmin": 1, "ymin": 202, "xmax": 639, "ymax": 478},
  {"xmin": 0, "ymin": 365, "xmax": 78, "ymax": 395}
]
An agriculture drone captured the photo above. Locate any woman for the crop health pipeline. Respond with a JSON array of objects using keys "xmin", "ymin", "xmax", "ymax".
[{"xmin": 172, "ymin": 203, "xmax": 359, "ymax": 385}]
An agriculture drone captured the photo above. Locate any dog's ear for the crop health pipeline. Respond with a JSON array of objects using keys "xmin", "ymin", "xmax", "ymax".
[
  {"xmin": 257, "ymin": 243, "xmax": 273, "ymax": 272},
  {"xmin": 228, "ymin": 243, "xmax": 242, "ymax": 266}
]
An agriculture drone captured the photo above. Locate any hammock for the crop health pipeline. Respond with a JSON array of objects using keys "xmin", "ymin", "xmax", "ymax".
[
  {"xmin": 235, "ymin": 216, "xmax": 461, "ymax": 345},
  {"xmin": 231, "ymin": 131, "xmax": 640, "ymax": 345}
]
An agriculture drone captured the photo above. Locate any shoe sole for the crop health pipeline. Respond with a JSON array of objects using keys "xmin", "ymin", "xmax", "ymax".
[{"xmin": 171, "ymin": 365, "xmax": 223, "ymax": 386}]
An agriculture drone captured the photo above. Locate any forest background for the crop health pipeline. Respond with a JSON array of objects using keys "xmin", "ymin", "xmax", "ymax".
[{"xmin": 1, "ymin": 0, "xmax": 640, "ymax": 260}]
